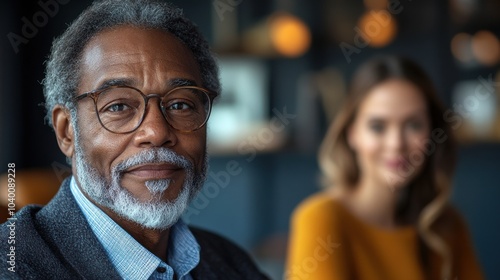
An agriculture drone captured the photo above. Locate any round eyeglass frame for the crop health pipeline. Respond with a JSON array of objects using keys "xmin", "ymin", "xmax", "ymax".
[{"xmin": 74, "ymin": 85, "xmax": 214, "ymax": 134}]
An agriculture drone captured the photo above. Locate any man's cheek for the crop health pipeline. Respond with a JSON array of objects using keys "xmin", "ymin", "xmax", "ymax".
[
  {"xmin": 85, "ymin": 135, "xmax": 124, "ymax": 172},
  {"xmin": 181, "ymin": 133, "xmax": 207, "ymax": 171}
]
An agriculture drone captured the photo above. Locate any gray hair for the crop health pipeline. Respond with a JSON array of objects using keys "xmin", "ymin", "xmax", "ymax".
[{"xmin": 42, "ymin": 0, "xmax": 220, "ymax": 126}]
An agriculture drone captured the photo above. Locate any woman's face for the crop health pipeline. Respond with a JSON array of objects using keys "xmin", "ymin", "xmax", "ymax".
[{"xmin": 348, "ymin": 79, "xmax": 431, "ymax": 190}]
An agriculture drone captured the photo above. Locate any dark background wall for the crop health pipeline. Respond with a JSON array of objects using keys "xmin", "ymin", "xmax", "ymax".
[{"xmin": 1, "ymin": 0, "xmax": 499, "ymax": 279}]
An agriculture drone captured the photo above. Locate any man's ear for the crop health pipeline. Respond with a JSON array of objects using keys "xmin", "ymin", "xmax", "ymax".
[{"xmin": 52, "ymin": 105, "xmax": 75, "ymax": 159}]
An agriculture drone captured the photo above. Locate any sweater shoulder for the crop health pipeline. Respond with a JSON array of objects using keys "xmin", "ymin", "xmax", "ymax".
[{"xmin": 291, "ymin": 192, "xmax": 345, "ymax": 226}]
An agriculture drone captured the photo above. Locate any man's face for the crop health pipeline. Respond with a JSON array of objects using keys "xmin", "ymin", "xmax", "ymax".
[{"xmin": 72, "ymin": 26, "xmax": 207, "ymax": 228}]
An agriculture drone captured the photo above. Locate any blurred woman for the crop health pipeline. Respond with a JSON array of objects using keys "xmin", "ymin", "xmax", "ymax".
[{"xmin": 286, "ymin": 56, "xmax": 483, "ymax": 280}]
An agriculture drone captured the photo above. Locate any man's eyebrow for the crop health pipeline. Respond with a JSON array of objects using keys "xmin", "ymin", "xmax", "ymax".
[
  {"xmin": 95, "ymin": 78, "xmax": 136, "ymax": 91},
  {"xmin": 92, "ymin": 78, "xmax": 198, "ymax": 92},
  {"xmin": 168, "ymin": 78, "xmax": 198, "ymax": 88}
]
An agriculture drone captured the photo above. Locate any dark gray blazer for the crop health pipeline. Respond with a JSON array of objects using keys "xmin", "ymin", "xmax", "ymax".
[{"xmin": 0, "ymin": 178, "xmax": 269, "ymax": 280}]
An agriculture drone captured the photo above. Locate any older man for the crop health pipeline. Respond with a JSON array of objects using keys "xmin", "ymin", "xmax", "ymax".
[{"xmin": 0, "ymin": 0, "xmax": 269, "ymax": 279}]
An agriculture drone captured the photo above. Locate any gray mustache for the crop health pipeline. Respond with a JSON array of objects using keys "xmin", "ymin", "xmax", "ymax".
[{"xmin": 114, "ymin": 148, "xmax": 192, "ymax": 174}]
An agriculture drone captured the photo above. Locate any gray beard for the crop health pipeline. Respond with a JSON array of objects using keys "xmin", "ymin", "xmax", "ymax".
[{"xmin": 73, "ymin": 141, "xmax": 206, "ymax": 230}]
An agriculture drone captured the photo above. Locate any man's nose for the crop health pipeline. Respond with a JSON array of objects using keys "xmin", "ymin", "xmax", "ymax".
[{"xmin": 132, "ymin": 98, "xmax": 177, "ymax": 148}]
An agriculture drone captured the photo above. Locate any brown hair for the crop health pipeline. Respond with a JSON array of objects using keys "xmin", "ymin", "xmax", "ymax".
[{"xmin": 319, "ymin": 56, "xmax": 456, "ymax": 279}]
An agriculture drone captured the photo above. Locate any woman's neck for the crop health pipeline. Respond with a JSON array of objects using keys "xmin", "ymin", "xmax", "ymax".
[{"xmin": 345, "ymin": 177, "xmax": 403, "ymax": 228}]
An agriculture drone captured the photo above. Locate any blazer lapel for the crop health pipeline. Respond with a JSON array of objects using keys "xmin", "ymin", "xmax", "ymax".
[{"xmin": 36, "ymin": 178, "xmax": 121, "ymax": 279}]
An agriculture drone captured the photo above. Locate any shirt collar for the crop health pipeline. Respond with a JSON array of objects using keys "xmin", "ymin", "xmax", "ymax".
[{"xmin": 70, "ymin": 176, "xmax": 200, "ymax": 280}]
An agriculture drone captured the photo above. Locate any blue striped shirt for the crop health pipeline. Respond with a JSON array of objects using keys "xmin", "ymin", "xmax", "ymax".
[{"xmin": 70, "ymin": 177, "xmax": 200, "ymax": 280}]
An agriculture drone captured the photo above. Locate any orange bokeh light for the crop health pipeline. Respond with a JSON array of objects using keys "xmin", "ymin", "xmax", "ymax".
[
  {"xmin": 357, "ymin": 10, "xmax": 397, "ymax": 48},
  {"xmin": 471, "ymin": 30, "xmax": 500, "ymax": 66},
  {"xmin": 269, "ymin": 13, "xmax": 311, "ymax": 57}
]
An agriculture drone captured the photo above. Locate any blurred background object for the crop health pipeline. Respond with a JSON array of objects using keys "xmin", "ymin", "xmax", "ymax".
[
  {"xmin": 0, "ymin": 168, "xmax": 61, "ymax": 216},
  {"xmin": 1, "ymin": 0, "xmax": 499, "ymax": 279}
]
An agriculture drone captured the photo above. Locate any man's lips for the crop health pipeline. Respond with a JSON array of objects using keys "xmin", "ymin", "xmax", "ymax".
[{"xmin": 124, "ymin": 163, "xmax": 183, "ymax": 179}]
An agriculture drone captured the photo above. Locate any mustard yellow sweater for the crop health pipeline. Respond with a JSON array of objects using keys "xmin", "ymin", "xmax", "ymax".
[{"xmin": 285, "ymin": 193, "xmax": 483, "ymax": 280}]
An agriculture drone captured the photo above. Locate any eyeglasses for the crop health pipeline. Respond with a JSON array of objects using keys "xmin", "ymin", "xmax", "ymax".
[{"xmin": 74, "ymin": 85, "xmax": 213, "ymax": 134}]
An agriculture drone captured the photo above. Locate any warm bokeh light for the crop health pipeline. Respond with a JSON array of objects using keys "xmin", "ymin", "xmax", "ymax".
[
  {"xmin": 451, "ymin": 32, "xmax": 474, "ymax": 63},
  {"xmin": 363, "ymin": 0, "xmax": 388, "ymax": 10},
  {"xmin": 357, "ymin": 10, "xmax": 397, "ymax": 47},
  {"xmin": 471, "ymin": 30, "xmax": 500, "ymax": 66},
  {"xmin": 269, "ymin": 13, "xmax": 311, "ymax": 57}
]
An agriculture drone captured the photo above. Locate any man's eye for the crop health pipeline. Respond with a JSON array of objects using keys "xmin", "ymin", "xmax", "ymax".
[
  {"xmin": 106, "ymin": 103, "xmax": 131, "ymax": 112},
  {"xmin": 168, "ymin": 102, "xmax": 192, "ymax": 110}
]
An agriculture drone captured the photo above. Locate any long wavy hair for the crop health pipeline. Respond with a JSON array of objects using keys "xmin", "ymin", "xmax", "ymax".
[{"xmin": 319, "ymin": 56, "xmax": 456, "ymax": 279}]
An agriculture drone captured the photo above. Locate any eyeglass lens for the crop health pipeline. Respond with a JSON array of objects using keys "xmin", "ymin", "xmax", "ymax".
[{"xmin": 95, "ymin": 87, "xmax": 210, "ymax": 133}]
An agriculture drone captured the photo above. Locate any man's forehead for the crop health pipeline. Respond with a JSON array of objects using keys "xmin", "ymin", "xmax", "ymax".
[
  {"xmin": 81, "ymin": 26, "xmax": 192, "ymax": 67},
  {"xmin": 79, "ymin": 25, "xmax": 202, "ymax": 92}
]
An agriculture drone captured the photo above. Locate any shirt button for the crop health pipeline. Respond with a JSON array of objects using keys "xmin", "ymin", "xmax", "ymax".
[{"xmin": 156, "ymin": 267, "xmax": 167, "ymax": 273}]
